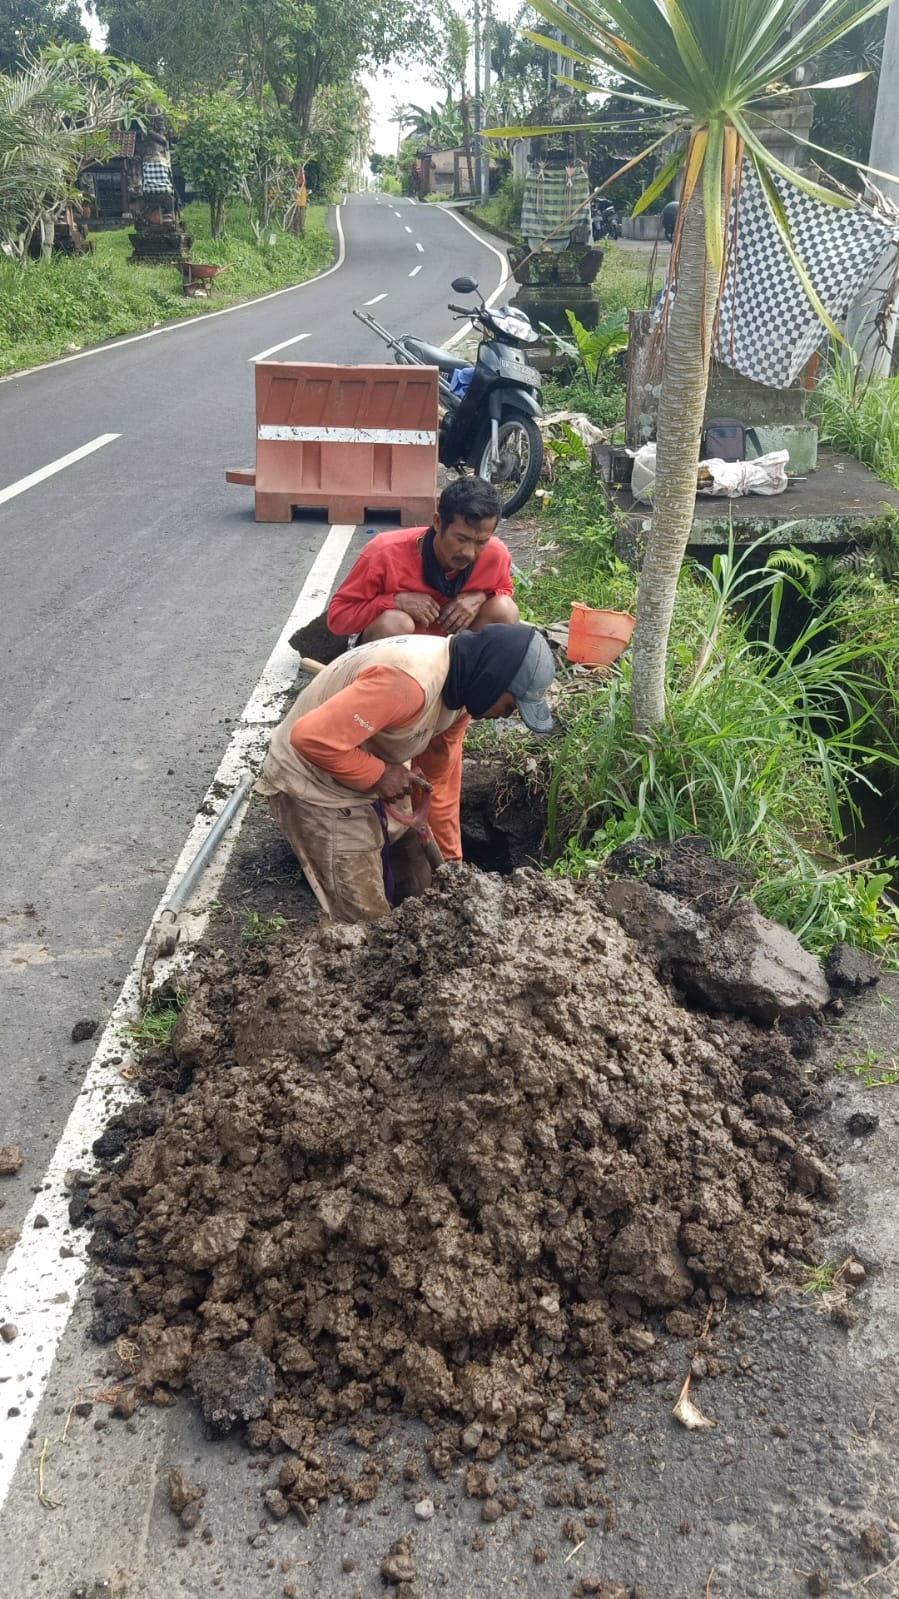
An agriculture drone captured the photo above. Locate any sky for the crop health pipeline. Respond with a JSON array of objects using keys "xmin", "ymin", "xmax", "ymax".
[{"xmin": 364, "ymin": 0, "xmax": 523, "ymax": 157}]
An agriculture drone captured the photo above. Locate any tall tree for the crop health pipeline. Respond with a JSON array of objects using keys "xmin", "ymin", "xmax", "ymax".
[
  {"xmin": 0, "ymin": 0, "xmax": 86, "ymax": 75},
  {"xmin": 503, "ymin": 0, "xmax": 896, "ymax": 731},
  {"xmin": 93, "ymin": 0, "xmax": 437, "ymax": 148}
]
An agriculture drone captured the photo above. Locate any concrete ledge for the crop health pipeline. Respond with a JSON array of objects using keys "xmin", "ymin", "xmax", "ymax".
[{"xmin": 612, "ymin": 449, "xmax": 899, "ymax": 563}]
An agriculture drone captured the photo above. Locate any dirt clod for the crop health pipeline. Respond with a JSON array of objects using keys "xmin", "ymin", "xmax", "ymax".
[
  {"xmin": 806, "ymin": 1571, "xmax": 831, "ymax": 1595},
  {"xmin": 90, "ymin": 868, "xmax": 830, "ymax": 1485},
  {"xmin": 0, "ymin": 1322, "xmax": 18, "ymax": 1342},
  {"xmin": 167, "ymin": 1468, "xmax": 205, "ymax": 1530},
  {"xmin": 859, "ymin": 1525, "xmax": 884, "ymax": 1561},
  {"xmin": 0, "ymin": 1146, "xmax": 25, "ymax": 1175},
  {"xmin": 71, "ymin": 1019, "xmax": 99, "ymax": 1043}
]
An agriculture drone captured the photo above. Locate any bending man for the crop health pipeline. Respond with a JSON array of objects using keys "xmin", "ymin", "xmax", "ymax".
[
  {"xmin": 258, "ymin": 625, "xmax": 555, "ymax": 922},
  {"xmin": 327, "ymin": 477, "xmax": 520, "ymax": 643}
]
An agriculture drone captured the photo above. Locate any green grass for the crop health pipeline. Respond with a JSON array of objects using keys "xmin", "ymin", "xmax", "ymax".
[
  {"xmin": 594, "ymin": 240, "xmax": 665, "ymax": 317},
  {"xmin": 242, "ymin": 910, "xmax": 290, "ymax": 942},
  {"xmin": 815, "ymin": 351, "xmax": 899, "ymax": 489},
  {"xmin": 515, "ymin": 481, "xmax": 899, "ymax": 962},
  {"xmin": 124, "ymin": 991, "xmax": 186, "ymax": 1056},
  {"xmin": 835, "ymin": 1048, "xmax": 899, "ymax": 1087},
  {"xmin": 0, "ymin": 200, "xmax": 333, "ymax": 376},
  {"xmin": 799, "ymin": 1262, "xmax": 840, "ymax": 1294}
]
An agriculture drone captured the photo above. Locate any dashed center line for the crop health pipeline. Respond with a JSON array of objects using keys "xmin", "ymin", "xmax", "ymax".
[
  {"xmin": 0, "ymin": 434, "xmax": 120, "ymax": 507},
  {"xmin": 415, "ymin": 242, "xmax": 424, "ymax": 253},
  {"xmin": 249, "ymin": 332, "xmax": 311, "ymax": 363},
  {"xmin": 405, "ymin": 225, "xmax": 413, "ymax": 233},
  {"xmin": 409, "ymin": 264, "xmax": 423, "ymax": 278},
  {"xmin": 364, "ymin": 293, "xmax": 388, "ymax": 306}
]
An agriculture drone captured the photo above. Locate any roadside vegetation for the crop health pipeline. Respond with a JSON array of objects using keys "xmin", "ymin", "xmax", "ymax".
[
  {"xmin": 0, "ymin": 200, "xmax": 331, "ymax": 375},
  {"xmin": 509, "ymin": 459, "xmax": 899, "ymax": 963}
]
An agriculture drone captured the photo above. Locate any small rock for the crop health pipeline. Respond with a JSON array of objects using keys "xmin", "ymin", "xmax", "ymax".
[
  {"xmin": 380, "ymin": 1538, "xmax": 416, "ymax": 1585},
  {"xmin": 846, "ymin": 1111, "xmax": 879, "ymax": 1138},
  {"xmin": 0, "ymin": 1323, "xmax": 18, "ymax": 1343},
  {"xmin": 0, "ymin": 1146, "xmax": 25, "ymax": 1176},
  {"xmin": 825, "ymin": 943, "xmax": 880, "ymax": 991},
  {"xmin": 71, "ymin": 1019, "xmax": 99, "ymax": 1043},
  {"xmin": 414, "ymin": 1498, "xmax": 435, "ymax": 1521},
  {"xmin": 341, "ymin": 1558, "xmax": 356, "ymax": 1574},
  {"xmin": 0, "ymin": 1227, "xmax": 20, "ymax": 1251},
  {"xmin": 806, "ymin": 1579, "xmax": 830, "ymax": 1599},
  {"xmin": 264, "ymin": 1489, "xmax": 291, "ymax": 1522},
  {"xmin": 771, "ymin": 1422, "xmax": 789, "ymax": 1439},
  {"xmin": 533, "ymin": 1544, "xmax": 548, "ymax": 1564},
  {"xmin": 460, "ymin": 1424, "xmax": 483, "ymax": 1453},
  {"xmin": 33, "ymin": 1213, "xmax": 49, "ymax": 1229},
  {"xmin": 860, "ymin": 1525, "xmax": 884, "ymax": 1561},
  {"xmin": 844, "ymin": 1260, "xmax": 867, "ymax": 1286},
  {"xmin": 481, "ymin": 1499, "xmax": 502, "ymax": 1523},
  {"xmin": 112, "ymin": 1388, "xmax": 137, "ymax": 1420}
]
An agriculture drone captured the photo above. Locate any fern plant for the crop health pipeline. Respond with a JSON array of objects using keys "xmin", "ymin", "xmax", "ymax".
[{"xmin": 542, "ymin": 308, "xmax": 629, "ymax": 387}]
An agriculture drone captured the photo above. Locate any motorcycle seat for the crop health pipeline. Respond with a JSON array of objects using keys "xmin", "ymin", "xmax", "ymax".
[{"xmin": 401, "ymin": 337, "xmax": 472, "ymax": 374}]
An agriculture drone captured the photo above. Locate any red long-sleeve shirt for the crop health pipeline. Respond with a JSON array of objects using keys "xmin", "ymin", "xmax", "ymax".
[{"xmin": 327, "ymin": 526, "xmax": 514, "ymax": 637}]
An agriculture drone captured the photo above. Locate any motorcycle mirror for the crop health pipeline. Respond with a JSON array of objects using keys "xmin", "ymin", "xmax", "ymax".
[{"xmin": 450, "ymin": 276, "xmax": 479, "ymax": 294}]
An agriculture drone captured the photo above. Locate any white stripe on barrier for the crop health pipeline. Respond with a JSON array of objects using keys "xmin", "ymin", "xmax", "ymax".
[{"xmin": 257, "ymin": 425, "xmax": 437, "ymax": 445}]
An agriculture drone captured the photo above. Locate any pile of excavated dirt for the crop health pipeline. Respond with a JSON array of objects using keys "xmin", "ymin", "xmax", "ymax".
[{"xmin": 88, "ymin": 867, "xmax": 833, "ymax": 1498}]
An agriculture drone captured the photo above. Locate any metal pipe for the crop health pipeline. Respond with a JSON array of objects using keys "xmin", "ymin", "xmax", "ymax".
[{"xmin": 167, "ymin": 775, "xmax": 254, "ymax": 914}]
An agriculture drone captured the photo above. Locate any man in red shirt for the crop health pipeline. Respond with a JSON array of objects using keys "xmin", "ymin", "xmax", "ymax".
[{"xmin": 327, "ymin": 477, "xmax": 520, "ymax": 643}]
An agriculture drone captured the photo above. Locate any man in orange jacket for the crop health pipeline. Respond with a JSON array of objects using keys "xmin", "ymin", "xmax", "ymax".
[
  {"xmin": 258, "ymin": 624, "xmax": 555, "ymax": 922},
  {"xmin": 327, "ymin": 477, "xmax": 520, "ymax": 643}
]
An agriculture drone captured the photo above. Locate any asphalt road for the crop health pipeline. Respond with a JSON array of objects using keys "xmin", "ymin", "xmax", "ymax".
[{"xmin": 0, "ymin": 193, "xmax": 506, "ymax": 1240}]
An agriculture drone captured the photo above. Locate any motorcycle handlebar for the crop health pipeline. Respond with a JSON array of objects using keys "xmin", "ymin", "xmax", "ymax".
[{"xmin": 447, "ymin": 302, "xmax": 483, "ymax": 316}]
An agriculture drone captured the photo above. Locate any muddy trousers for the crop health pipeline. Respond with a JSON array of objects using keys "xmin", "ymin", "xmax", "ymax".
[{"xmin": 267, "ymin": 792, "xmax": 433, "ymax": 922}]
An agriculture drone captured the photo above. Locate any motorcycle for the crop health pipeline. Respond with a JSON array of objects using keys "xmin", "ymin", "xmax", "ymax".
[
  {"xmin": 591, "ymin": 200, "xmax": 621, "ymax": 241},
  {"xmin": 353, "ymin": 275, "xmax": 544, "ymax": 518}
]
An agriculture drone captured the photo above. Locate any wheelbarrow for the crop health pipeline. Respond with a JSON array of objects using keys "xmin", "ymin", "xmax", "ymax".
[{"xmin": 175, "ymin": 260, "xmax": 232, "ymax": 296}]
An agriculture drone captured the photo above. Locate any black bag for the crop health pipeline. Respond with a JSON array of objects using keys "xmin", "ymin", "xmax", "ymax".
[{"xmin": 701, "ymin": 417, "xmax": 761, "ymax": 463}]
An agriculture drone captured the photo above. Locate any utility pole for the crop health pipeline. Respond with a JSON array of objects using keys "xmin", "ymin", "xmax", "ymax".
[
  {"xmin": 473, "ymin": 0, "xmax": 482, "ymax": 200},
  {"xmin": 846, "ymin": 0, "xmax": 899, "ymax": 377},
  {"xmin": 481, "ymin": 0, "xmax": 492, "ymax": 201}
]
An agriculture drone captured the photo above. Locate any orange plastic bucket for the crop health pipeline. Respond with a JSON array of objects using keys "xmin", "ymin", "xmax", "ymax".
[{"xmin": 567, "ymin": 603, "xmax": 636, "ymax": 666}]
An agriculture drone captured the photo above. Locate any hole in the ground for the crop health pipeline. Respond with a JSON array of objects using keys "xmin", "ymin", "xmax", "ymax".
[{"xmin": 460, "ymin": 754, "xmax": 547, "ymax": 876}]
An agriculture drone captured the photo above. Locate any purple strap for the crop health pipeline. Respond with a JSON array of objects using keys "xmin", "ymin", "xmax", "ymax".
[{"xmin": 373, "ymin": 801, "xmax": 396, "ymax": 907}]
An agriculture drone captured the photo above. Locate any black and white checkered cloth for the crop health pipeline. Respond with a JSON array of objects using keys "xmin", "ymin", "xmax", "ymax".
[
  {"xmin": 715, "ymin": 163, "xmax": 898, "ymax": 387},
  {"xmin": 142, "ymin": 160, "xmax": 173, "ymax": 194}
]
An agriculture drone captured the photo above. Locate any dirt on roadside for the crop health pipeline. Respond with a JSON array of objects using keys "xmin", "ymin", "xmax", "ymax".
[{"xmin": 86, "ymin": 865, "xmax": 836, "ymax": 1512}]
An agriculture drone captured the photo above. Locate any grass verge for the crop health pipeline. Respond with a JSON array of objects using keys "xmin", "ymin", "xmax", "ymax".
[
  {"xmin": 491, "ymin": 468, "xmax": 899, "ymax": 963},
  {"xmin": 0, "ymin": 201, "xmax": 333, "ymax": 377}
]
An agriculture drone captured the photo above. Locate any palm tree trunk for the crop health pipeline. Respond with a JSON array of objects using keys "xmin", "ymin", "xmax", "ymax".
[{"xmin": 630, "ymin": 189, "xmax": 716, "ymax": 733}]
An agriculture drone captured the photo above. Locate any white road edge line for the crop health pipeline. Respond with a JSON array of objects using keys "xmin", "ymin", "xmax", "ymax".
[
  {"xmin": 364, "ymin": 293, "xmax": 388, "ymax": 306},
  {"xmin": 249, "ymin": 332, "xmax": 311, "ymax": 363},
  {"xmin": 409, "ymin": 265, "xmax": 423, "ymax": 279},
  {"xmin": 415, "ymin": 242, "xmax": 424, "ymax": 253},
  {"xmin": 1, "ymin": 209, "xmax": 346, "ymax": 386},
  {"xmin": 441, "ymin": 208, "xmax": 509, "ymax": 347},
  {"xmin": 0, "ymin": 521, "xmax": 356, "ymax": 1513},
  {"xmin": 0, "ymin": 434, "xmax": 120, "ymax": 506}
]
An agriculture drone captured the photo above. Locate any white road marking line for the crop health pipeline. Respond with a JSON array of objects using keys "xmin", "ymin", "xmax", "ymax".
[
  {"xmin": 0, "ymin": 521, "xmax": 356, "ymax": 1514},
  {"xmin": 1, "ymin": 209, "xmax": 346, "ymax": 385},
  {"xmin": 393, "ymin": 209, "xmax": 401, "ymax": 217},
  {"xmin": 409, "ymin": 264, "xmax": 423, "ymax": 278},
  {"xmin": 364, "ymin": 293, "xmax": 388, "ymax": 306},
  {"xmin": 249, "ymin": 332, "xmax": 311, "ymax": 363},
  {"xmin": 415, "ymin": 242, "xmax": 424, "ymax": 253},
  {"xmin": 405, "ymin": 225, "xmax": 413, "ymax": 233},
  {"xmin": 0, "ymin": 434, "xmax": 120, "ymax": 506},
  {"xmin": 441, "ymin": 209, "xmax": 508, "ymax": 347}
]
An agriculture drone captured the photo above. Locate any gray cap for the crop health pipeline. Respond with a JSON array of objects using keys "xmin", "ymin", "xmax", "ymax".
[{"xmin": 508, "ymin": 629, "xmax": 556, "ymax": 733}]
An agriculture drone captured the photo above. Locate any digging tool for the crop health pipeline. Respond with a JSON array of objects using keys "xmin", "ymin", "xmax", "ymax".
[
  {"xmin": 138, "ymin": 774, "xmax": 254, "ymax": 1004},
  {"xmin": 298, "ymin": 655, "xmax": 444, "ymax": 869}
]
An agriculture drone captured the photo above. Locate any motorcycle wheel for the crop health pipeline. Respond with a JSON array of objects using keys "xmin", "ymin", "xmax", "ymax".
[{"xmin": 476, "ymin": 416, "xmax": 544, "ymax": 518}]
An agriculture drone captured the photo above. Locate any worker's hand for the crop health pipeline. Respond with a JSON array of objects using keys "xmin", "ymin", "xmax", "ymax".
[
  {"xmin": 374, "ymin": 762, "xmax": 415, "ymax": 803},
  {"xmin": 439, "ymin": 591, "xmax": 487, "ymax": 635},
  {"xmin": 395, "ymin": 591, "xmax": 441, "ymax": 628}
]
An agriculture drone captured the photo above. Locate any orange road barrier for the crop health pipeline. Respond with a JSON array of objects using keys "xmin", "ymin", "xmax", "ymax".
[{"xmin": 226, "ymin": 362, "xmax": 439, "ymax": 525}]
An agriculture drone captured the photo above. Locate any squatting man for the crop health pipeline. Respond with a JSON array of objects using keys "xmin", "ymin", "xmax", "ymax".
[{"xmin": 258, "ymin": 482, "xmax": 556, "ymax": 921}]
